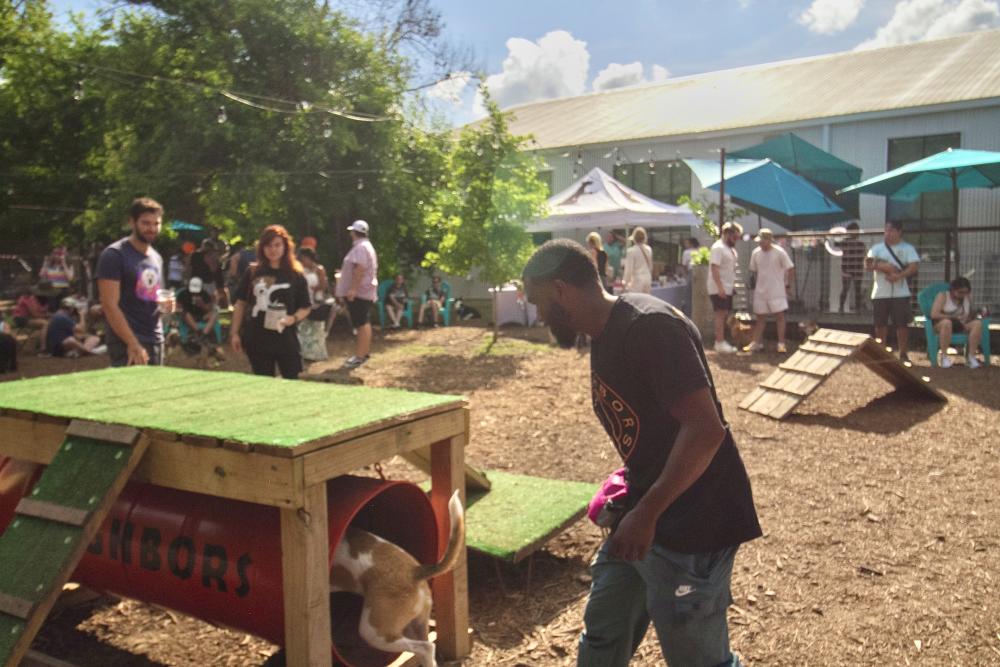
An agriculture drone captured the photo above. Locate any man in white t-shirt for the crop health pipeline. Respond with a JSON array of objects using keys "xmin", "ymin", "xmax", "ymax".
[
  {"xmin": 745, "ymin": 229, "xmax": 795, "ymax": 353},
  {"xmin": 707, "ymin": 222, "xmax": 742, "ymax": 353},
  {"xmin": 865, "ymin": 220, "xmax": 919, "ymax": 363},
  {"xmin": 335, "ymin": 220, "xmax": 378, "ymax": 368}
]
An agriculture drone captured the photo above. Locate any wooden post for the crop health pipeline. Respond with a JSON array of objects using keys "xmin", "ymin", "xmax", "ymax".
[
  {"xmin": 429, "ymin": 414, "xmax": 470, "ymax": 661},
  {"xmin": 280, "ymin": 483, "xmax": 332, "ymax": 667}
]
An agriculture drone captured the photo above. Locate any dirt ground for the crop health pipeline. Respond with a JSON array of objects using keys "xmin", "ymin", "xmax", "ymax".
[{"xmin": 3, "ymin": 322, "xmax": 999, "ymax": 666}]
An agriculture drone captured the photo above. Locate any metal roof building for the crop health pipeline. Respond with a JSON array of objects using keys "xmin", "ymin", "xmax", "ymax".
[{"xmin": 503, "ymin": 29, "xmax": 1000, "ymax": 312}]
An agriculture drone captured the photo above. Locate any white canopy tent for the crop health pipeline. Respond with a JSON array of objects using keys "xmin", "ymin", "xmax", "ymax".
[{"xmin": 528, "ymin": 167, "xmax": 699, "ymax": 233}]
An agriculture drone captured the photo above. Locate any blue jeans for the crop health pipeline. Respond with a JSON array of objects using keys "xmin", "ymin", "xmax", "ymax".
[{"xmin": 578, "ymin": 541, "xmax": 742, "ymax": 667}]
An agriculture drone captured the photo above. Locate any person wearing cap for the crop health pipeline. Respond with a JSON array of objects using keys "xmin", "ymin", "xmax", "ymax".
[
  {"xmin": 98, "ymin": 197, "xmax": 170, "ymax": 366},
  {"xmin": 190, "ymin": 238, "xmax": 228, "ymax": 307},
  {"xmin": 39, "ymin": 246, "xmax": 74, "ymax": 294},
  {"xmin": 335, "ymin": 220, "xmax": 378, "ymax": 369},
  {"xmin": 745, "ymin": 229, "xmax": 795, "ymax": 353},
  {"xmin": 44, "ymin": 297, "xmax": 104, "ymax": 358},
  {"xmin": 707, "ymin": 222, "xmax": 742, "ymax": 353},
  {"xmin": 177, "ymin": 276, "xmax": 220, "ymax": 343}
]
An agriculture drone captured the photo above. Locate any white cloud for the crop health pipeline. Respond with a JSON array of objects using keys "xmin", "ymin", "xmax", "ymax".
[
  {"xmin": 592, "ymin": 62, "xmax": 671, "ymax": 92},
  {"xmin": 799, "ymin": 0, "xmax": 865, "ymax": 34},
  {"xmin": 737, "ymin": 0, "xmax": 753, "ymax": 7},
  {"xmin": 476, "ymin": 30, "xmax": 589, "ymax": 114},
  {"xmin": 426, "ymin": 71, "xmax": 472, "ymax": 105},
  {"xmin": 857, "ymin": 0, "xmax": 1000, "ymax": 49}
]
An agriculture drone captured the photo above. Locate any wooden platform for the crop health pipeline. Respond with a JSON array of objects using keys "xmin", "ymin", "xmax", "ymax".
[{"xmin": 739, "ymin": 328, "xmax": 947, "ymax": 420}]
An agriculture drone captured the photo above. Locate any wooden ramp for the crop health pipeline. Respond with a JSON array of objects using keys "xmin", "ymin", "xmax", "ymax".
[
  {"xmin": 0, "ymin": 421, "xmax": 147, "ymax": 667},
  {"xmin": 739, "ymin": 328, "xmax": 947, "ymax": 420}
]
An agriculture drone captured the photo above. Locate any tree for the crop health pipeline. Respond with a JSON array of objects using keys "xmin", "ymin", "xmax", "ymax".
[{"xmin": 423, "ymin": 88, "xmax": 548, "ymax": 340}]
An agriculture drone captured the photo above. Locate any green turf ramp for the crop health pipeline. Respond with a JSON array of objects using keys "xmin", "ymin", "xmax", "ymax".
[{"xmin": 0, "ymin": 422, "xmax": 147, "ymax": 667}]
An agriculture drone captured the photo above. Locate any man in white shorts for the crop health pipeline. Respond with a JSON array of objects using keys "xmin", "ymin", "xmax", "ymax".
[{"xmin": 745, "ymin": 229, "xmax": 795, "ymax": 353}]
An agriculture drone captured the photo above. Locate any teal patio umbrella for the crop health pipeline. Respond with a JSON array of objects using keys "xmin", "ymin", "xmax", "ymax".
[
  {"xmin": 838, "ymin": 148, "xmax": 1000, "ymax": 278},
  {"xmin": 730, "ymin": 132, "xmax": 862, "ymax": 217},
  {"xmin": 684, "ymin": 157, "xmax": 847, "ymax": 230}
]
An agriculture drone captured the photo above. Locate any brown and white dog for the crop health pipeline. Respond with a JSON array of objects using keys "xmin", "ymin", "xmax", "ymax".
[{"xmin": 331, "ymin": 490, "xmax": 465, "ymax": 667}]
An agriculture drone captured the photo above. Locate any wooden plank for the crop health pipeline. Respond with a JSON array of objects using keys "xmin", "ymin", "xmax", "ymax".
[
  {"xmin": 14, "ymin": 499, "xmax": 89, "ymax": 527},
  {"xmin": 400, "ymin": 431, "xmax": 491, "ymax": 494},
  {"xmin": 64, "ymin": 421, "xmax": 139, "ymax": 446},
  {"xmin": 0, "ymin": 423, "xmax": 302, "ymax": 508},
  {"xmin": 0, "ymin": 434, "xmax": 149, "ymax": 667},
  {"xmin": 180, "ymin": 433, "xmax": 220, "ymax": 449},
  {"xmin": 799, "ymin": 342, "xmax": 854, "ymax": 357},
  {"xmin": 738, "ymin": 387, "xmax": 767, "ymax": 411},
  {"xmin": 0, "ymin": 592, "xmax": 32, "ymax": 619},
  {"xmin": 769, "ymin": 394, "xmax": 801, "ymax": 419},
  {"xmin": 759, "ymin": 379, "xmax": 812, "ymax": 398},
  {"xmin": 778, "ymin": 361, "xmax": 829, "ymax": 378},
  {"xmin": 280, "ymin": 483, "xmax": 331, "ymax": 667},
  {"xmin": 429, "ymin": 434, "xmax": 470, "ymax": 662},
  {"xmin": 302, "ymin": 409, "xmax": 467, "ymax": 486}
]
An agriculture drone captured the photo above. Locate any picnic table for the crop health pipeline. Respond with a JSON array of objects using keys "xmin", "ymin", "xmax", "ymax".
[{"xmin": 0, "ymin": 366, "xmax": 471, "ymax": 667}]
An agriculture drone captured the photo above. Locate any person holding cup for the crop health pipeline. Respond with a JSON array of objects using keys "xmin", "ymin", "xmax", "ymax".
[
  {"xmin": 230, "ymin": 225, "xmax": 311, "ymax": 379},
  {"xmin": 97, "ymin": 197, "xmax": 171, "ymax": 366}
]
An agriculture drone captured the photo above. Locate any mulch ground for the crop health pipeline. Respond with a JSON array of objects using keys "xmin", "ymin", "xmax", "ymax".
[{"xmin": 3, "ymin": 322, "xmax": 999, "ymax": 666}]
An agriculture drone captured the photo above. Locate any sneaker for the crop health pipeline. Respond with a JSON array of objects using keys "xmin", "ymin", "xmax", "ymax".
[
  {"xmin": 91, "ymin": 344, "xmax": 107, "ymax": 355},
  {"xmin": 940, "ymin": 354, "xmax": 953, "ymax": 369},
  {"xmin": 967, "ymin": 356, "xmax": 981, "ymax": 370},
  {"xmin": 899, "ymin": 353, "xmax": 911, "ymax": 365},
  {"xmin": 742, "ymin": 342, "xmax": 765, "ymax": 353},
  {"xmin": 776, "ymin": 342, "xmax": 787, "ymax": 354},
  {"xmin": 343, "ymin": 354, "xmax": 370, "ymax": 369},
  {"xmin": 715, "ymin": 341, "xmax": 737, "ymax": 353}
]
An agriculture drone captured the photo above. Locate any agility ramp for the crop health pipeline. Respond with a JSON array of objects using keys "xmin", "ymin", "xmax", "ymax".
[
  {"xmin": 739, "ymin": 328, "xmax": 946, "ymax": 420},
  {"xmin": 0, "ymin": 421, "xmax": 147, "ymax": 667}
]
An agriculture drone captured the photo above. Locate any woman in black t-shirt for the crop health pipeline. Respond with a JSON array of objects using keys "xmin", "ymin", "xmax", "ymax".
[
  {"xmin": 587, "ymin": 232, "xmax": 610, "ymax": 293},
  {"xmin": 230, "ymin": 225, "xmax": 311, "ymax": 379}
]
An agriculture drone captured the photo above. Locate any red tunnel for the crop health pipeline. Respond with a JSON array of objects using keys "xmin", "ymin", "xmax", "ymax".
[{"xmin": 0, "ymin": 457, "xmax": 441, "ymax": 667}]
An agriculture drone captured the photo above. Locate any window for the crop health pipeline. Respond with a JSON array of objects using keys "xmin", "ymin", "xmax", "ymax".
[
  {"xmin": 886, "ymin": 133, "xmax": 960, "ymax": 239},
  {"xmin": 613, "ymin": 160, "xmax": 691, "ymax": 204}
]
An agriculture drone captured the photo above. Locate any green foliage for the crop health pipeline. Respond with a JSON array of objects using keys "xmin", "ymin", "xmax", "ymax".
[
  {"xmin": 677, "ymin": 194, "xmax": 748, "ymax": 240},
  {"xmin": 0, "ymin": 0, "xmax": 450, "ymax": 278},
  {"xmin": 689, "ymin": 246, "xmax": 712, "ymax": 266},
  {"xmin": 422, "ymin": 88, "xmax": 549, "ymax": 289}
]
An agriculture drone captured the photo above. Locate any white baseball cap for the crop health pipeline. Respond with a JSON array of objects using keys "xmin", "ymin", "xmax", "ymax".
[
  {"xmin": 346, "ymin": 220, "xmax": 369, "ymax": 235},
  {"xmin": 188, "ymin": 276, "xmax": 203, "ymax": 293}
]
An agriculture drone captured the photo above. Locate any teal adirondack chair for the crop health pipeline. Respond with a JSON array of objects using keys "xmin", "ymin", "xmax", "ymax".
[
  {"xmin": 918, "ymin": 282, "xmax": 990, "ymax": 367},
  {"xmin": 420, "ymin": 281, "xmax": 455, "ymax": 326},
  {"xmin": 377, "ymin": 279, "xmax": 414, "ymax": 328}
]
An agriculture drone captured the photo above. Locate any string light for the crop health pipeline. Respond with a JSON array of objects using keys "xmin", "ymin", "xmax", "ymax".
[
  {"xmin": 356, "ymin": 177, "xmax": 364, "ymax": 190},
  {"xmin": 216, "ymin": 106, "xmax": 227, "ymax": 124},
  {"xmin": 72, "ymin": 80, "xmax": 84, "ymax": 101}
]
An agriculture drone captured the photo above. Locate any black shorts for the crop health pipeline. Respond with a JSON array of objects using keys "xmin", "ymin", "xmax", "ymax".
[
  {"xmin": 933, "ymin": 317, "xmax": 966, "ymax": 334},
  {"xmin": 710, "ymin": 294, "xmax": 733, "ymax": 312},
  {"xmin": 346, "ymin": 298, "xmax": 372, "ymax": 326},
  {"xmin": 873, "ymin": 297, "xmax": 912, "ymax": 327},
  {"xmin": 246, "ymin": 348, "xmax": 302, "ymax": 379}
]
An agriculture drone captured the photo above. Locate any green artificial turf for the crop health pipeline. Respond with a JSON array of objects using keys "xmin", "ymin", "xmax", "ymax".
[
  {"xmin": 426, "ymin": 470, "xmax": 595, "ymax": 561},
  {"xmin": 0, "ymin": 366, "xmax": 463, "ymax": 448}
]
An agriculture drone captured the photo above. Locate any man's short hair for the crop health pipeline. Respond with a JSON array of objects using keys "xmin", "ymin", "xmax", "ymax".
[
  {"xmin": 522, "ymin": 239, "xmax": 599, "ymax": 288},
  {"xmin": 721, "ymin": 222, "xmax": 743, "ymax": 236},
  {"xmin": 886, "ymin": 220, "xmax": 903, "ymax": 232},
  {"xmin": 128, "ymin": 197, "xmax": 163, "ymax": 221}
]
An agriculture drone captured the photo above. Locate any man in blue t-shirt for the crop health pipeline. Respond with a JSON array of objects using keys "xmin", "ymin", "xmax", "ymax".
[
  {"xmin": 865, "ymin": 220, "xmax": 920, "ymax": 363},
  {"xmin": 45, "ymin": 298, "xmax": 103, "ymax": 357},
  {"xmin": 523, "ymin": 239, "xmax": 760, "ymax": 667},
  {"xmin": 97, "ymin": 197, "xmax": 171, "ymax": 366}
]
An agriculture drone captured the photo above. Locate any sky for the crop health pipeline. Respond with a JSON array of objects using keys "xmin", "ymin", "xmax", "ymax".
[{"xmin": 47, "ymin": 0, "xmax": 1000, "ymax": 125}]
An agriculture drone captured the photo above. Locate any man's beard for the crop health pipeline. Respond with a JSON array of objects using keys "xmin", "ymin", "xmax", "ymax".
[{"xmin": 547, "ymin": 302, "xmax": 578, "ymax": 349}]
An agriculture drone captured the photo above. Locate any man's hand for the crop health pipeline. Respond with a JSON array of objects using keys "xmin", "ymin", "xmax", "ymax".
[
  {"xmin": 608, "ymin": 506, "xmax": 657, "ymax": 562},
  {"xmin": 126, "ymin": 341, "xmax": 149, "ymax": 366}
]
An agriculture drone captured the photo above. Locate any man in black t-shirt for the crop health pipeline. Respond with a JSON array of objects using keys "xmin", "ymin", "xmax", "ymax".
[{"xmin": 523, "ymin": 239, "xmax": 761, "ymax": 667}]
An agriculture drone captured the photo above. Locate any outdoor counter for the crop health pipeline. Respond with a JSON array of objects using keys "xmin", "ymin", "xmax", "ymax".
[{"xmin": 0, "ymin": 366, "xmax": 471, "ymax": 667}]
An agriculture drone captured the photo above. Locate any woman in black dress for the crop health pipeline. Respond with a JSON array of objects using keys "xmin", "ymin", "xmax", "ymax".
[
  {"xmin": 230, "ymin": 225, "xmax": 311, "ymax": 379},
  {"xmin": 587, "ymin": 232, "xmax": 611, "ymax": 293}
]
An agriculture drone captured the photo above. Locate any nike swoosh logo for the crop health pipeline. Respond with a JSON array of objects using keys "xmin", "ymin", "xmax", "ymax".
[{"xmin": 675, "ymin": 585, "xmax": 696, "ymax": 597}]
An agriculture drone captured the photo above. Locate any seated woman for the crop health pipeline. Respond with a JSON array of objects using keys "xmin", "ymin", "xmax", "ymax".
[
  {"xmin": 385, "ymin": 274, "xmax": 409, "ymax": 329},
  {"xmin": 930, "ymin": 276, "xmax": 983, "ymax": 369},
  {"xmin": 418, "ymin": 276, "xmax": 446, "ymax": 327},
  {"xmin": 45, "ymin": 298, "xmax": 103, "ymax": 358}
]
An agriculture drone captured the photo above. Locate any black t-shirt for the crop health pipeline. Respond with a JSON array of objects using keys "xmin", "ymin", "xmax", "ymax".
[
  {"xmin": 235, "ymin": 265, "xmax": 311, "ymax": 354},
  {"xmin": 591, "ymin": 293, "xmax": 762, "ymax": 553},
  {"xmin": 177, "ymin": 289, "xmax": 213, "ymax": 321},
  {"xmin": 191, "ymin": 251, "xmax": 225, "ymax": 290}
]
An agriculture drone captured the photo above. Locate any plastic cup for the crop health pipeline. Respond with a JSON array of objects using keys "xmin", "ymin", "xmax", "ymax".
[{"xmin": 157, "ymin": 288, "xmax": 175, "ymax": 314}]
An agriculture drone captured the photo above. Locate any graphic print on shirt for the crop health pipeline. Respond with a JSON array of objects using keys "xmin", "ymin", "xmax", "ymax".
[
  {"xmin": 251, "ymin": 277, "xmax": 291, "ymax": 317},
  {"xmin": 591, "ymin": 372, "xmax": 640, "ymax": 461},
  {"xmin": 135, "ymin": 263, "xmax": 161, "ymax": 301}
]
